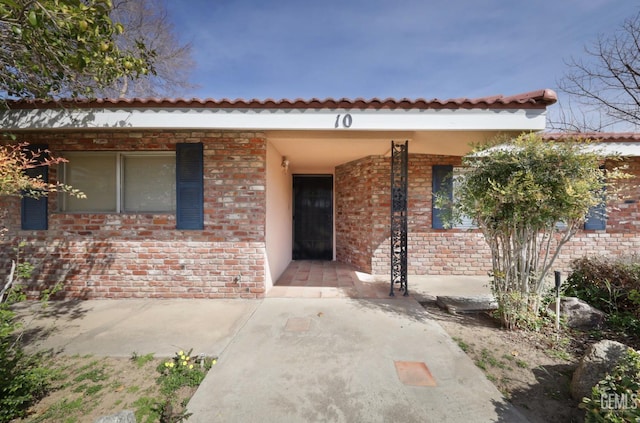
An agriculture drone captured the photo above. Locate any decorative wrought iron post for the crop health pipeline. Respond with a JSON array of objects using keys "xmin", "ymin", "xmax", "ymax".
[{"xmin": 390, "ymin": 140, "xmax": 408, "ymax": 296}]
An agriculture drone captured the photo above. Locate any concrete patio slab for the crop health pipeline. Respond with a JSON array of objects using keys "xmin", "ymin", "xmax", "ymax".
[
  {"xmin": 12, "ymin": 269, "xmax": 519, "ymax": 422},
  {"xmin": 187, "ymin": 296, "xmax": 526, "ymax": 423},
  {"xmin": 13, "ymin": 299, "xmax": 260, "ymax": 357},
  {"xmin": 409, "ymin": 275, "xmax": 492, "ymax": 300}
]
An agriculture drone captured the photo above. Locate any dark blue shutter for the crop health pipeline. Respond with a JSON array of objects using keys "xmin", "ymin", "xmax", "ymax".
[
  {"xmin": 432, "ymin": 165, "xmax": 453, "ymax": 229},
  {"xmin": 585, "ymin": 197, "xmax": 606, "ymax": 230},
  {"xmin": 585, "ymin": 168, "xmax": 606, "ymax": 231},
  {"xmin": 176, "ymin": 143, "xmax": 204, "ymax": 230},
  {"xmin": 21, "ymin": 144, "xmax": 48, "ymax": 230},
  {"xmin": 584, "ymin": 204, "xmax": 606, "ymax": 230}
]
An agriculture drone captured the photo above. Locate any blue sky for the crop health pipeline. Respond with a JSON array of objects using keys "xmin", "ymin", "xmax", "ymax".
[{"xmin": 166, "ymin": 0, "xmax": 637, "ymax": 105}]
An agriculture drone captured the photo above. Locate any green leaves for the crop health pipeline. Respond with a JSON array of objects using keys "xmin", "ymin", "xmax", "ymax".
[
  {"xmin": 450, "ymin": 132, "xmax": 631, "ymax": 329},
  {"xmin": 27, "ymin": 10, "xmax": 36, "ymax": 26},
  {"xmin": 459, "ymin": 133, "xmax": 609, "ymax": 233},
  {"xmin": 582, "ymin": 348, "xmax": 640, "ymax": 422},
  {"xmin": 0, "ymin": 0, "xmax": 156, "ymax": 100}
]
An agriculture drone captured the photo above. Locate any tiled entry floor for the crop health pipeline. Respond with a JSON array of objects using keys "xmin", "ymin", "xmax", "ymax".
[{"xmin": 269, "ymin": 260, "xmax": 398, "ymax": 299}]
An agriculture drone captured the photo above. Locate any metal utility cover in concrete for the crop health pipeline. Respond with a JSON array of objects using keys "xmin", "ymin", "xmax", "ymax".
[{"xmin": 394, "ymin": 361, "xmax": 437, "ymax": 387}]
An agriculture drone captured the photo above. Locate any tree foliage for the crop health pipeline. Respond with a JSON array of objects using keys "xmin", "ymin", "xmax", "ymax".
[
  {"xmin": 0, "ymin": 0, "xmax": 155, "ymax": 101},
  {"xmin": 0, "ymin": 3, "xmax": 155, "ymax": 418},
  {"xmin": 438, "ymin": 133, "xmax": 630, "ymax": 329},
  {"xmin": 0, "ymin": 142, "xmax": 83, "ymax": 198},
  {"xmin": 559, "ymin": 11, "xmax": 640, "ymax": 130},
  {"xmin": 97, "ymin": 0, "xmax": 195, "ymax": 98}
]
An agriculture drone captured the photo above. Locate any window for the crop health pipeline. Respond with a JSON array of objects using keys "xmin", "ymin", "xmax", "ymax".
[
  {"xmin": 584, "ymin": 165, "xmax": 607, "ymax": 230},
  {"xmin": 452, "ymin": 166, "xmax": 475, "ymax": 229},
  {"xmin": 432, "ymin": 165, "xmax": 452, "ymax": 229},
  {"xmin": 21, "ymin": 144, "xmax": 49, "ymax": 230},
  {"xmin": 60, "ymin": 152, "xmax": 176, "ymax": 213},
  {"xmin": 432, "ymin": 165, "xmax": 475, "ymax": 229}
]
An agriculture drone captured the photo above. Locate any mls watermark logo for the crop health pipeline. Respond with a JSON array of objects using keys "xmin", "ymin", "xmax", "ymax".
[{"xmin": 601, "ymin": 393, "xmax": 639, "ymax": 410}]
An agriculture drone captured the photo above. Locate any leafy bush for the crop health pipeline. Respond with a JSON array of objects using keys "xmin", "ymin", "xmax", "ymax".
[
  {"xmin": 564, "ymin": 255, "xmax": 640, "ymax": 334},
  {"xmin": 0, "ymin": 306, "xmax": 54, "ymax": 423},
  {"xmin": 0, "ymin": 241, "xmax": 59, "ymax": 422},
  {"xmin": 582, "ymin": 347, "xmax": 640, "ymax": 422}
]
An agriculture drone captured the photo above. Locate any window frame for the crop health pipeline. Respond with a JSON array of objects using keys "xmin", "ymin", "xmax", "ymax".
[
  {"xmin": 584, "ymin": 165, "xmax": 607, "ymax": 230},
  {"xmin": 432, "ymin": 165, "xmax": 477, "ymax": 230},
  {"xmin": 451, "ymin": 166, "xmax": 476, "ymax": 230},
  {"xmin": 59, "ymin": 151, "xmax": 176, "ymax": 214}
]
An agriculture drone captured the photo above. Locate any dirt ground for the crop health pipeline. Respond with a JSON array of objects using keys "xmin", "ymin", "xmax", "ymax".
[
  {"xmin": 13, "ymin": 355, "xmax": 196, "ymax": 423},
  {"xmin": 14, "ymin": 299, "xmax": 618, "ymax": 423},
  {"xmin": 421, "ymin": 300, "xmax": 589, "ymax": 423}
]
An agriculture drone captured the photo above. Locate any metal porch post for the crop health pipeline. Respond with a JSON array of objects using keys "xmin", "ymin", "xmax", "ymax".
[{"xmin": 390, "ymin": 140, "xmax": 408, "ymax": 296}]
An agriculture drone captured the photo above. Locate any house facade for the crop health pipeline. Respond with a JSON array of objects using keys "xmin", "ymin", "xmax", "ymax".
[{"xmin": 0, "ymin": 89, "xmax": 638, "ymax": 299}]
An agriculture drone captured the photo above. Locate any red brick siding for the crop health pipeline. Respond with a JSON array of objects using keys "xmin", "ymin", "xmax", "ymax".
[
  {"xmin": 335, "ymin": 157, "xmax": 374, "ymax": 271},
  {"xmin": 605, "ymin": 157, "xmax": 640, "ymax": 233},
  {"xmin": 3, "ymin": 135, "xmax": 638, "ymax": 297},
  {"xmin": 550, "ymin": 156, "xmax": 640, "ymax": 272},
  {"xmin": 0, "ymin": 130, "xmax": 267, "ymax": 299},
  {"xmin": 337, "ymin": 154, "xmax": 640, "ymax": 276}
]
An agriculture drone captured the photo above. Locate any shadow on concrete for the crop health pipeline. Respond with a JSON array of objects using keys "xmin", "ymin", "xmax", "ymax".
[
  {"xmin": 16, "ymin": 299, "xmax": 88, "ymax": 320},
  {"xmin": 420, "ymin": 300, "xmax": 502, "ymax": 329},
  {"xmin": 348, "ymin": 275, "xmax": 496, "ymax": 324},
  {"xmin": 350, "ymin": 295, "xmax": 431, "ymax": 323},
  {"xmin": 11, "ymin": 299, "xmax": 90, "ymax": 351}
]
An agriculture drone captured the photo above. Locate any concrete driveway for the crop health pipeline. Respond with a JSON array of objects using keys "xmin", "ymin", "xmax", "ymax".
[{"xmin": 14, "ymin": 274, "xmax": 524, "ymax": 422}]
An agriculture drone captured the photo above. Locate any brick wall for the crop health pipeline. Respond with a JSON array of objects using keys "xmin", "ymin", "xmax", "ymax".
[
  {"xmin": 0, "ymin": 130, "xmax": 267, "ymax": 299},
  {"xmin": 337, "ymin": 154, "xmax": 640, "ymax": 277},
  {"xmin": 3, "ymin": 134, "xmax": 638, "ymax": 298},
  {"xmin": 335, "ymin": 156, "xmax": 381, "ymax": 272}
]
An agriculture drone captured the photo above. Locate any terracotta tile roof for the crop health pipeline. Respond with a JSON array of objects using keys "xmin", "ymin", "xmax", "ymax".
[
  {"xmin": 542, "ymin": 132, "xmax": 640, "ymax": 142},
  {"xmin": 5, "ymin": 89, "xmax": 557, "ymax": 110}
]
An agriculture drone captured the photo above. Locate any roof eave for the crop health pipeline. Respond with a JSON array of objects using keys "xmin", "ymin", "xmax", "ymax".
[{"xmin": 1, "ymin": 89, "xmax": 558, "ymax": 111}]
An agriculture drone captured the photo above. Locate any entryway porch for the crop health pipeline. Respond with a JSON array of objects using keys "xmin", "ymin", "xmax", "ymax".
[
  {"xmin": 269, "ymin": 260, "xmax": 490, "ymax": 299},
  {"xmin": 269, "ymin": 260, "xmax": 391, "ymax": 298}
]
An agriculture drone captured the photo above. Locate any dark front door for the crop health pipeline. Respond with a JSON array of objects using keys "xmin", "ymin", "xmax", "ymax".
[{"xmin": 293, "ymin": 175, "xmax": 333, "ymax": 260}]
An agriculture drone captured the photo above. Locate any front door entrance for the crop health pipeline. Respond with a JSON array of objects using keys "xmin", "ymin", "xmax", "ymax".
[{"xmin": 293, "ymin": 175, "xmax": 333, "ymax": 260}]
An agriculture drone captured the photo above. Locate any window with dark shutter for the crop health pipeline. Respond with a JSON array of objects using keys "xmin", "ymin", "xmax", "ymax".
[
  {"xmin": 21, "ymin": 144, "xmax": 48, "ymax": 230},
  {"xmin": 584, "ymin": 166, "xmax": 606, "ymax": 231},
  {"xmin": 432, "ymin": 165, "xmax": 453, "ymax": 229},
  {"xmin": 584, "ymin": 196, "xmax": 606, "ymax": 230},
  {"xmin": 176, "ymin": 143, "xmax": 204, "ymax": 230}
]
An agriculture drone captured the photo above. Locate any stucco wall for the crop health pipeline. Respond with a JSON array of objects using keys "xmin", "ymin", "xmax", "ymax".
[
  {"xmin": 265, "ymin": 141, "xmax": 293, "ymax": 290},
  {"xmin": 0, "ymin": 130, "xmax": 268, "ymax": 299}
]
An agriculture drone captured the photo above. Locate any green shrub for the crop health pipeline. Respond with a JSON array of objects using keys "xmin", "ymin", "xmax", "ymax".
[
  {"xmin": 0, "ymin": 241, "xmax": 58, "ymax": 423},
  {"xmin": 156, "ymin": 349, "xmax": 215, "ymax": 396},
  {"xmin": 582, "ymin": 348, "xmax": 640, "ymax": 422},
  {"xmin": 564, "ymin": 255, "xmax": 640, "ymax": 334},
  {"xmin": 0, "ymin": 306, "xmax": 54, "ymax": 423}
]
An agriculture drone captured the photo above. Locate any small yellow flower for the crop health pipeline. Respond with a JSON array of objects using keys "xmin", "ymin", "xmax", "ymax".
[
  {"xmin": 164, "ymin": 362, "xmax": 170, "ymax": 368},
  {"xmin": 178, "ymin": 350, "xmax": 184, "ymax": 356},
  {"xmin": 189, "ymin": 364, "xmax": 194, "ymax": 369},
  {"xmin": 182, "ymin": 361, "xmax": 188, "ymax": 366},
  {"xmin": 168, "ymin": 362, "xmax": 174, "ymax": 368},
  {"xmin": 212, "ymin": 359, "xmax": 217, "ymax": 365},
  {"xmin": 186, "ymin": 356, "xmax": 190, "ymax": 361}
]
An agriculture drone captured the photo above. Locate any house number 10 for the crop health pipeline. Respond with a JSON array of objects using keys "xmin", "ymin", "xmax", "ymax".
[{"xmin": 334, "ymin": 114, "xmax": 353, "ymax": 128}]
